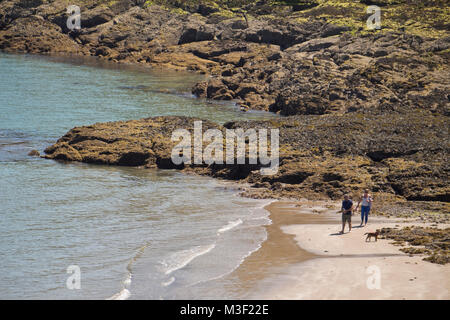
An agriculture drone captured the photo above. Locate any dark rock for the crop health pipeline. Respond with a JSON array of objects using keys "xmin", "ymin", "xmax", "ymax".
[
  {"xmin": 179, "ymin": 23, "xmax": 215, "ymax": 44},
  {"xmin": 28, "ymin": 149, "xmax": 40, "ymax": 157},
  {"xmin": 198, "ymin": 4, "xmax": 219, "ymax": 16},
  {"xmin": 292, "ymin": 1, "xmax": 319, "ymax": 11},
  {"xmin": 192, "ymin": 81, "xmax": 208, "ymax": 98},
  {"xmin": 320, "ymin": 24, "xmax": 350, "ymax": 38},
  {"xmin": 81, "ymin": 6, "xmax": 114, "ymax": 29}
]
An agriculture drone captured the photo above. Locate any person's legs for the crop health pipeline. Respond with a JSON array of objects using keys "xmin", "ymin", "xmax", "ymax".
[
  {"xmin": 341, "ymin": 214, "xmax": 353, "ymax": 232},
  {"xmin": 360, "ymin": 209, "xmax": 364, "ymax": 226},
  {"xmin": 343, "ymin": 214, "xmax": 351, "ymax": 232},
  {"xmin": 362, "ymin": 206, "xmax": 370, "ymax": 225},
  {"xmin": 364, "ymin": 206, "xmax": 371, "ymax": 225}
]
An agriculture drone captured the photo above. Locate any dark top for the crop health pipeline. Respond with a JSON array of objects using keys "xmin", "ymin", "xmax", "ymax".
[{"xmin": 342, "ymin": 199, "xmax": 353, "ymax": 214}]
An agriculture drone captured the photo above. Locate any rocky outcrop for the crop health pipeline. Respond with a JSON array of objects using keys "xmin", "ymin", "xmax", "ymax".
[
  {"xmin": 379, "ymin": 226, "xmax": 450, "ymax": 265},
  {"xmin": 44, "ymin": 116, "xmax": 220, "ymax": 168},
  {"xmin": 0, "ymin": 14, "xmax": 84, "ymax": 53},
  {"xmin": 44, "ymin": 112, "xmax": 450, "ymax": 203}
]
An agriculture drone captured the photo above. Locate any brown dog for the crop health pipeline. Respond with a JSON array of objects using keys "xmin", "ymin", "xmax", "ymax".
[{"xmin": 365, "ymin": 230, "xmax": 380, "ymax": 242}]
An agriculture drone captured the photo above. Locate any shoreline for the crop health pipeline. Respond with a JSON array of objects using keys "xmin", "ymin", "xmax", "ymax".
[
  {"xmin": 1, "ymin": 1, "xmax": 448, "ymax": 300},
  {"xmin": 5, "ymin": 52, "xmax": 448, "ymax": 299},
  {"xmin": 233, "ymin": 200, "xmax": 449, "ymax": 300},
  {"xmin": 223, "ymin": 200, "xmax": 337, "ymax": 297}
]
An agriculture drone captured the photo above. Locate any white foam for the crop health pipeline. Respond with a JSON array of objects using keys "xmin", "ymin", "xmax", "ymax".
[
  {"xmin": 123, "ymin": 273, "xmax": 132, "ymax": 287},
  {"xmin": 161, "ymin": 243, "xmax": 216, "ymax": 275},
  {"xmin": 217, "ymin": 219, "xmax": 243, "ymax": 234},
  {"xmin": 106, "ymin": 271, "xmax": 132, "ymax": 300},
  {"xmin": 107, "ymin": 288, "xmax": 130, "ymax": 300},
  {"xmin": 161, "ymin": 277, "xmax": 175, "ymax": 287},
  {"xmin": 187, "ymin": 232, "xmax": 268, "ymax": 288}
]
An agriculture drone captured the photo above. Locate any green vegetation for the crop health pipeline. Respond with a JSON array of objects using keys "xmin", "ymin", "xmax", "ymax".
[{"xmin": 137, "ymin": 0, "xmax": 448, "ymax": 39}]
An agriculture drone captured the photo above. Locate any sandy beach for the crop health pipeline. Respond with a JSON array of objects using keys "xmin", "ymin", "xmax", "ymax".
[{"xmin": 243, "ymin": 201, "xmax": 450, "ymax": 300}]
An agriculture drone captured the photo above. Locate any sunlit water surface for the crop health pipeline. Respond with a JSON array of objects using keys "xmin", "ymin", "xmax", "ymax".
[{"xmin": 0, "ymin": 53, "xmax": 277, "ymax": 299}]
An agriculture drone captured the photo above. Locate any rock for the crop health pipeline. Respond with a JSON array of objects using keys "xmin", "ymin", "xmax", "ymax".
[
  {"xmin": 381, "ymin": 226, "xmax": 450, "ymax": 264},
  {"xmin": 234, "ymin": 83, "xmax": 263, "ymax": 99},
  {"xmin": 240, "ymin": 104, "xmax": 249, "ymax": 112},
  {"xmin": 285, "ymin": 36, "xmax": 340, "ymax": 53},
  {"xmin": 179, "ymin": 22, "xmax": 216, "ymax": 44},
  {"xmin": 230, "ymin": 19, "xmax": 248, "ymax": 30},
  {"xmin": 28, "ymin": 149, "xmax": 40, "ymax": 157},
  {"xmin": 44, "ymin": 142, "xmax": 82, "ymax": 162},
  {"xmin": 206, "ymin": 78, "xmax": 233, "ymax": 100},
  {"xmin": 94, "ymin": 46, "xmax": 111, "ymax": 57},
  {"xmin": 81, "ymin": 6, "xmax": 115, "ymax": 29},
  {"xmin": 292, "ymin": 1, "xmax": 319, "ymax": 11},
  {"xmin": 44, "ymin": 109, "xmax": 449, "ymax": 204},
  {"xmin": 0, "ymin": 15, "xmax": 83, "ymax": 54},
  {"xmin": 44, "ymin": 116, "xmax": 221, "ymax": 168},
  {"xmin": 320, "ymin": 24, "xmax": 350, "ymax": 37},
  {"xmin": 198, "ymin": 4, "xmax": 220, "ymax": 16},
  {"xmin": 192, "ymin": 81, "xmax": 208, "ymax": 98}
]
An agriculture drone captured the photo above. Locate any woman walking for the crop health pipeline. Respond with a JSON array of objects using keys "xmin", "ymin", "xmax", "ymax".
[{"xmin": 355, "ymin": 189, "xmax": 373, "ymax": 226}]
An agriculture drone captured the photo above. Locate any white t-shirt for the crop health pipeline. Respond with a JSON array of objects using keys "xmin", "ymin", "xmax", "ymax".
[{"xmin": 361, "ymin": 195, "xmax": 372, "ymax": 207}]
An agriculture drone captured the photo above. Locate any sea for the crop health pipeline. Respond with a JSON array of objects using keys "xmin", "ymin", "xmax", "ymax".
[{"xmin": 0, "ymin": 52, "xmax": 278, "ymax": 299}]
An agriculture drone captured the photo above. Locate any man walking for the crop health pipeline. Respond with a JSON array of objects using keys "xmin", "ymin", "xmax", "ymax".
[{"xmin": 340, "ymin": 194, "xmax": 353, "ymax": 234}]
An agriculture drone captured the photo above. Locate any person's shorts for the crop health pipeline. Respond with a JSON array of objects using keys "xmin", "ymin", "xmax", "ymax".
[{"xmin": 342, "ymin": 213, "xmax": 352, "ymax": 224}]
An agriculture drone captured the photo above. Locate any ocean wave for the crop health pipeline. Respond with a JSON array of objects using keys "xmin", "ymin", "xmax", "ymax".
[
  {"xmin": 123, "ymin": 273, "xmax": 132, "ymax": 287},
  {"xmin": 107, "ymin": 288, "xmax": 130, "ymax": 300},
  {"xmin": 187, "ymin": 233, "xmax": 268, "ymax": 289},
  {"xmin": 161, "ymin": 277, "xmax": 176, "ymax": 287},
  {"xmin": 161, "ymin": 243, "xmax": 216, "ymax": 275},
  {"xmin": 217, "ymin": 219, "xmax": 243, "ymax": 234},
  {"xmin": 106, "ymin": 242, "xmax": 149, "ymax": 300}
]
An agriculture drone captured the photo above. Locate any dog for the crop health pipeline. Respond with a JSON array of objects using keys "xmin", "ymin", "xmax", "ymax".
[{"xmin": 364, "ymin": 230, "xmax": 380, "ymax": 242}]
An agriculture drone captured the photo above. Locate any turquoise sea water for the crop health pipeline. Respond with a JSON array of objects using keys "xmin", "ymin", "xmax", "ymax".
[{"xmin": 0, "ymin": 53, "xmax": 276, "ymax": 299}]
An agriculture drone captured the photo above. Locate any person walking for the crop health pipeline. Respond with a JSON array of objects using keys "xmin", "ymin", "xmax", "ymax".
[
  {"xmin": 340, "ymin": 194, "xmax": 353, "ymax": 234},
  {"xmin": 355, "ymin": 189, "xmax": 373, "ymax": 226}
]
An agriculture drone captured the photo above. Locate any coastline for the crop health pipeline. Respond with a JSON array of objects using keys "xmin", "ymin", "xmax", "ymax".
[
  {"xmin": 223, "ymin": 199, "xmax": 335, "ymax": 297},
  {"xmin": 237, "ymin": 200, "xmax": 450, "ymax": 300},
  {"xmin": 3, "ymin": 51, "xmax": 448, "ymax": 300},
  {"xmin": 1, "ymin": 0, "xmax": 448, "ymax": 299}
]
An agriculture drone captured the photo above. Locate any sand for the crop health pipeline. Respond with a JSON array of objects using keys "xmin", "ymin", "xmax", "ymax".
[{"xmin": 246, "ymin": 201, "xmax": 450, "ymax": 300}]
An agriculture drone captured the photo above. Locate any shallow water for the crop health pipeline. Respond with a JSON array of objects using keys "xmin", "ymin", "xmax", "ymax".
[{"xmin": 0, "ymin": 53, "xmax": 276, "ymax": 299}]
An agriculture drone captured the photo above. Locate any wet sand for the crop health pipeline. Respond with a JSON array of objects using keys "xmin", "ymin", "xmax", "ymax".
[
  {"xmin": 223, "ymin": 200, "xmax": 338, "ymax": 297},
  {"xmin": 231, "ymin": 200, "xmax": 450, "ymax": 299}
]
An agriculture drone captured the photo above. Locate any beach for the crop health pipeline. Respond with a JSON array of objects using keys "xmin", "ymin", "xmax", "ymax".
[
  {"xmin": 243, "ymin": 201, "xmax": 449, "ymax": 300},
  {"xmin": 0, "ymin": 52, "xmax": 447, "ymax": 300},
  {"xmin": 0, "ymin": 0, "xmax": 448, "ymax": 301}
]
